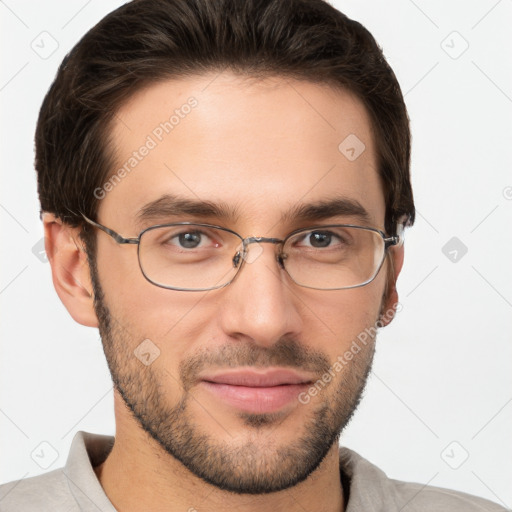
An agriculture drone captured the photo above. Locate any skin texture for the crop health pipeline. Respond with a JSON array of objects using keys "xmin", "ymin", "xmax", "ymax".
[{"xmin": 43, "ymin": 72, "xmax": 404, "ymax": 512}]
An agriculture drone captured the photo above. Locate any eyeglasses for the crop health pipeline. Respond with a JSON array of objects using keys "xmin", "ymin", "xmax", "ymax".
[{"xmin": 81, "ymin": 214, "xmax": 403, "ymax": 291}]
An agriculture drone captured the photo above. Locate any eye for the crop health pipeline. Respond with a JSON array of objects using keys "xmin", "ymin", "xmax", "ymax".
[
  {"xmin": 178, "ymin": 231, "xmax": 202, "ymax": 249},
  {"xmin": 297, "ymin": 230, "xmax": 347, "ymax": 249},
  {"xmin": 165, "ymin": 229, "xmax": 219, "ymax": 250},
  {"xmin": 307, "ymin": 231, "xmax": 333, "ymax": 248}
]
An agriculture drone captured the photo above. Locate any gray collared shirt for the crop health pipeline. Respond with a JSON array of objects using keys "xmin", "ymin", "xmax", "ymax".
[{"xmin": 0, "ymin": 431, "xmax": 508, "ymax": 511}]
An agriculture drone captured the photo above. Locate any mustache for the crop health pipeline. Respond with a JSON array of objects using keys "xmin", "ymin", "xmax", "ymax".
[{"xmin": 179, "ymin": 337, "xmax": 331, "ymax": 392}]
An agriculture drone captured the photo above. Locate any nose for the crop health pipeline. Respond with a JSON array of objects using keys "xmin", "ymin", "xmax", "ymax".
[{"xmin": 217, "ymin": 240, "xmax": 303, "ymax": 348}]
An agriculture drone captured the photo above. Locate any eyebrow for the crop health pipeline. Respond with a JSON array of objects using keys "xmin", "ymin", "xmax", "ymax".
[
  {"xmin": 135, "ymin": 194, "xmax": 240, "ymax": 228},
  {"xmin": 135, "ymin": 193, "xmax": 372, "ymax": 229},
  {"xmin": 282, "ymin": 197, "xmax": 372, "ymax": 225}
]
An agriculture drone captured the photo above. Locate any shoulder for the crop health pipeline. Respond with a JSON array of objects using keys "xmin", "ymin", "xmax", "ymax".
[
  {"xmin": 0, "ymin": 469, "xmax": 79, "ymax": 512},
  {"xmin": 390, "ymin": 478, "xmax": 509, "ymax": 511},
  {"xmin": 339, "ymin": 447, "xmax": 509, "ymax": 512},
  {"xmin": 0, "ymin": 431, "xmax": 115, "ymax": 512}
]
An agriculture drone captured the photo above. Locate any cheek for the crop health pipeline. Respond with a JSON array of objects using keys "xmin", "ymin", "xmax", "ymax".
[
  {"xmin": 300, "ymin": 279, "xmax": 385, "ymax": 359},
  {"xmin": 96, "ymin": 240, "xmax": 213, "ymax": 346}
]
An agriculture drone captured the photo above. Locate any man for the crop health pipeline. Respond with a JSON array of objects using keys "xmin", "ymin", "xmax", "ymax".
[{"xmin": 0, "ymin": 0, "xmax": 507, "ymax": 510}]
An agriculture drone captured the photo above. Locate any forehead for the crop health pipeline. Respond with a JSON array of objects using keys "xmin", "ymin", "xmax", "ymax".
[{"xmin": 99, "ymin": 72, "xmax": 385, "ymax": 231}]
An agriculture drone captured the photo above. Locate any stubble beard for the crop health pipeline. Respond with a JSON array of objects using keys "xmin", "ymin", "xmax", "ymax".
[{"xmin": 89, "ymin": 258, "xmax": 377, "ymax": 495}]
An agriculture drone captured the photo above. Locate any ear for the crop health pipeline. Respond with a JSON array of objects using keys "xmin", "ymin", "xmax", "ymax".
[
  {"xmin": 42, "ymin": 213, "xmax": 98, "ymax": 327},
  {"xmin": 378, "ymin": 244, "xmax": 404, "ymax": 327}
]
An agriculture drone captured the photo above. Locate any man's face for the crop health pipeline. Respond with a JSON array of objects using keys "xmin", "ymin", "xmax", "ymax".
[{"xmin": 90, "ymin": 73, "xmax": 395, "ymax": 494}]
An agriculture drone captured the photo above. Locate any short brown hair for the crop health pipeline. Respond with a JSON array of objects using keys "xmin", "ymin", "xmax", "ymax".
[{"xmin": 36, "ymin": 0, "xmax": 415, "ymax": 248}]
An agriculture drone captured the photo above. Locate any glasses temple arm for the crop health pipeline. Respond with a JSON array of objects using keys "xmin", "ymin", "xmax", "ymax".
[{"xmin": 81, "ymin": 214, "xmax": 138, "ymax": 244}]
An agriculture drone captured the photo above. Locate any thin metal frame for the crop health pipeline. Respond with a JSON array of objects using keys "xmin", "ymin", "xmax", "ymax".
[{"xmin": 81, "ymin": 214, "xmax": 400, "ymax": 291}]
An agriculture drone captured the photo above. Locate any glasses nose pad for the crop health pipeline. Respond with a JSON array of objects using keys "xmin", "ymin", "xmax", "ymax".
[
  {"xmin": 232, "ymin": 250, "xmax": 242, "ymax": 268},
  {"xmin": 277, "ymin": 252, "xmax": 287, "ymax": 269}
]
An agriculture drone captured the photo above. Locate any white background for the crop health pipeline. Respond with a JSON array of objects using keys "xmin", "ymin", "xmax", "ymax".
[{"xmin": 1, "ymin": 0, "xmax": 511, "ymax": 508}]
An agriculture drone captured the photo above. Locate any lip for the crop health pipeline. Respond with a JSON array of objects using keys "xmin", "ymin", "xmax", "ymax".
[
  {"xmin": 198, "ymin": 368, "xmax": 314, "ymax": 414},
  {"xmin": 199, "ymin": 368, "xmax": 314, "ymax": 387}
]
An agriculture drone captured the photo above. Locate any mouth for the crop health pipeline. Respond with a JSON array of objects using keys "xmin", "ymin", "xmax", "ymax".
[{"xmin": 198, "ymin": 368, "xmax": 314, "ymax": 414}]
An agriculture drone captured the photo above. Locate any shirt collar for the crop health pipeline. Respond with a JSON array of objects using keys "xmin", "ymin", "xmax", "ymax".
[{"xmin": 63, "ymin": 431, "xmax": 117, "ymax": 511}]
